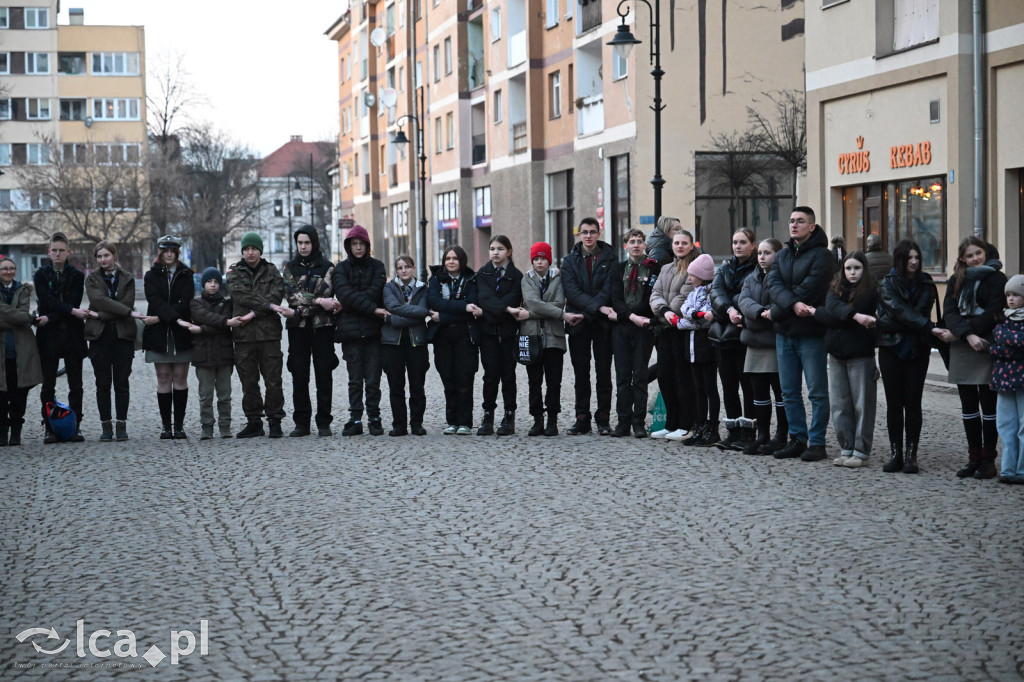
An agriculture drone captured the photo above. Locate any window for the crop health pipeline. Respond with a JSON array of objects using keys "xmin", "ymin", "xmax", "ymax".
[
  {"xmin": 549, "ymin": 72, "xmax": 561, "ymax": 119},
  {"xmin": 546, "ymin": 0, "xmax": 559, "ymax": 27},
  {"xmin": 94, "ymin": 143, "xmax": 142, "ymax": 164},
  {"xmin": 444, "ymin": 37, "xmax": 452, "ymax": 75},
  {"xmin": 474, "ymin": 186, "xmax": 492, "ymax": 228},
  {"xmin": 274, "ymin": 199, "xmax": 284, "ymax": 217},
  {"xmin": 27, "ymin": 98, "xmax": 51, "ymax": 120},
  {"xmin": 92, "ymin": 98, "xmax": 141, "ymax": 121},
  {"xmin": 0, "ymin": 53, "xmax": 8, "ymax": 75},
  {"xmin": 0, "ymin": 8, "xmax": 8, "ymax": 29},
  {"xmin": 31, "ymin": 192, "xmax": 52, "ymax": 210},
  {"xmin": 60, "ymin": 99, "xmax": 86, "ymax": 121},
  {"xmin": 490, "ymin": 7, "xmax": 501, "ymax": 41},
  {"xmin": 27, "ymin": 53, "xmax": 50, "ymax": 74},
  {"xmin": 92, "ymin": 52, "xmax": 141, "ymax": 75},
  {"xmin": 0, "ymin": 144, "xmax": 10, "ymax": 166},
  {"xmin": 388, "ymin": 201, "xmax": 410, "ymax": 261},
  {"xmin": 566, "ymin": 0, "xmax": 572, "ymax": 19},
  {"xmin": 58, "ymin": 52, "xmax": 87, "ymax": 75},
  {"xmin": 293, "ymin": 198, "xmax": 303, "ymax": 217},
  {"xmin": 0, "ymin": 99, "xmax": 9, "ymax": 120},
  {"xmin": 435, "ymin": 190, "xmax": 459, "ymax": 261},
  {"xmin": 446, "ymin": 112, "xmax": 454, "ymax": 149},
  {"xmin": 609, "ymin": 154, "xmax": 630, "ymax": 247},
  {"xmin": 0, "ymin": 190, "xmax": 10, "ymax": 212},
  {"xmin": 567, "ymin": 65, "xmax": 574, "ymax": 113},
  {"xmin": 386, "ymin": 3, "xmax": 396, "ymax": 36},
  {"xmin": 433, "ymin": 44, "xmax": 441, "ymax": 82},
  {"xmin": 893, "ymin": 0, "xmax": 938, "ymax": 51},
  {"xmin": 547, "ymin": 170, "xmax": 574, "ymax": 256},
  {"xmin": 416, "ymin": 60, "xmax": 423, "ymax": 88},
  {"xmin": 435, "ymin": 117, "xmax": 443, "ymax": 153},
  {"xmin": 398, "ymin": 66, "xmax": 404, "ymax": 91},
  {"xmin": 27, "ymin": 144, "xmax": 49, "ymax": 165},
  {"xmin": 340, "ymin": 57, "xmax": 346, "ymax": 83},
  {"xmin": 613, "ymin": 48, "xmax": 628, "ymax": 80},
  {"xmin": 399, "ymin": 1, "xmax": 406, "ymax": 28},
  {"xmin": 25, "ymin": 7, "xmax": 49, "ymax": 28},
  {"xmin": 493, "ymin": 89, "xmax": 503, "ymax": 123},
  {"xmin": 62, "ymin": 144, "xmax": 88, "ymax": 164}
]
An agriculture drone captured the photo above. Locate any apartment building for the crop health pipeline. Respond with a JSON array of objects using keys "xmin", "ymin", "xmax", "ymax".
[
  {"xmin": 0, "ymin": 3, "xmax": 146, "ymax": 274},
  {"xmin": 327, "ymin": 0, "xmax": 805, "ymax": 267},
  {"xmin": 806, "ymin": 0, "xmax": 1024, "ymax": 277}
]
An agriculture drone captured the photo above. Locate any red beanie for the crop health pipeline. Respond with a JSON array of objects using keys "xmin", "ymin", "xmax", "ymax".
[{"xmin": 530, "ymin": 242, "xmax": 553, "ymax": 264}]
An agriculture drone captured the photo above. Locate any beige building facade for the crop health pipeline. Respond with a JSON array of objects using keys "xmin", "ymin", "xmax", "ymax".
[{"xmin": 806, "ymin": 0, "xmax": 1024, "ymax": 278}]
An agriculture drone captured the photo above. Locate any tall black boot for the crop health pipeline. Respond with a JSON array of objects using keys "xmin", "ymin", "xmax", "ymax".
[
  {"xmin": 882, "ymin": 441, "xmax": 903, "ymax": 473},
  {"xmin": 903, "ymin": 439, "xmax": 919, "ymax": 474},
  {"xmin": 158, "ymin": 392, "xmax": 173, "ymax": 439},
  {"xmin": 172, "ymin": 388, "xmax": 188, "ymax": 439}
]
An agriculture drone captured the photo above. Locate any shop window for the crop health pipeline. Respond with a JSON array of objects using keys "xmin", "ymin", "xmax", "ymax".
[{"xmin": 546, "ymin": 169, "xmax": 573, "ymax": 258}]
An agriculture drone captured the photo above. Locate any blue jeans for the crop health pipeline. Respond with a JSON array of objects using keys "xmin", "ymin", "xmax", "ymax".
[
  {"xmin": 776, "ymin": 334, "xmax": 829, "ymax": 446},
  {"xmin": 997, "ymin": 390, "xmax": 1024, "ymax": 478}
]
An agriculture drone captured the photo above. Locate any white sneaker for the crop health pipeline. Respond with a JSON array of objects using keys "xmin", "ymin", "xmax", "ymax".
[
  {"xmin": 843, "ymin": 456, "xmax": 869, "ymax": 468},
  {"xmin": 650, "ymin": 429, "xmax": 670, "ymax": 439},
  {"xmin": 664, "ymin": 428, "xmax": 689, "ymax": 441},
  {"xmin": 832, "ymin": 456, "xmax": 848, "ymax": 466}
]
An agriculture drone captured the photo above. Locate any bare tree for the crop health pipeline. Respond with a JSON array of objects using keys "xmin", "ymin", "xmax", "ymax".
[
  {"xmin": 179, "ymin": 123, "xmax": 262, "ymax": 271},
  {"xmin": 747, "ymin": 89, "xmax": 806, "ymax": 201},
  {"xmin": 700, "ymin": 131, "xmax": 769, "ymax": 232},
  {"xmin": 285, "ymin": 141, "xmax": 338, "ymax": 251}
]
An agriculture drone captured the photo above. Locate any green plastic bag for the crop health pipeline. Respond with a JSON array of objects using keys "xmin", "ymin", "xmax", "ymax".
[{"xmin": 649, "ymin": 391, "xmax": 667, "ymax": 432}]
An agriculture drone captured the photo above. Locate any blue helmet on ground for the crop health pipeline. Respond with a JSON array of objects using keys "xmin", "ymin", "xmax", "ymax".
[{"xmin": 45, "ymin": 401, "xmax": 78, "ymax": 442}]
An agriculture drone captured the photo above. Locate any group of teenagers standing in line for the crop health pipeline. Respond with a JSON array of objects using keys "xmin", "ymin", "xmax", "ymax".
[{"xmin": 3, "ymin": 208, "xmax": 1023, "ymax": 485}]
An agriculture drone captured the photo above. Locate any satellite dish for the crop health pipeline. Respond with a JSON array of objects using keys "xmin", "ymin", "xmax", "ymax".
[
  {"xmin": 84, "ymin": 117, "xmax": 93, "ymax": 128},
  {"xmin": 370, "ymin": 27, "xmax": 386, "ymax": 47},
  {"xmin": 380, "ymin": 88, "xmax": 398, "ymax": 109},
  {"xmin": 363, "ymin": 91, "xmax": 377, "ymax": 108}
]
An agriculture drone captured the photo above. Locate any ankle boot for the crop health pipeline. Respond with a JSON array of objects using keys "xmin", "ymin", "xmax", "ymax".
[
  {"xmin": 477, "ymin": 410, "xmax": 495, "ymax": 436},
  {"xmin": 115, "ymin": 420, "xmax": 128, "ymax": 441},
  {"xmin": 903, "ymin": 439, "xmax": 919, "ymax": 474},
  {"xmin": 716, "ymin": 419, "xmax": 742, "ymax": 451},
  {"xmin": 544, "ymin": 412, "xmax": 558, "ymax": 437},
  {"xmin": 158, "ymin": 392, "xmax": 173, "ymax": 439},
  {"xmin": 496, "ymin": 410, "xmax": 515, "ymax": 436},
  {"xmin": 882, "ymin": 441, "xmax": 903, "ymax": 473},
  {"xmin": 8, "ymin": 424, "xmax": 21, "ymax": 446},
  {"xmin": 957, "ymin": 446, "xmax": 984, "ymax": 478},
  {"xmin": 744, "ymin": 420, "xmax": 770, "ymax": 455},
  {"xmin": 527, "ymin": 414, "xmax": 545, "ymax": 437},
  {"xmin": 99, "ymin": 420, "xmax": 114, "ymax": 442}
]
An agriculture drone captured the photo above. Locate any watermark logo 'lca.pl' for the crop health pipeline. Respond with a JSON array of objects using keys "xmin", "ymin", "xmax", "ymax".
[{"xmin": 15, "ymin": 620, "xmax": 209, "ymax": 667}]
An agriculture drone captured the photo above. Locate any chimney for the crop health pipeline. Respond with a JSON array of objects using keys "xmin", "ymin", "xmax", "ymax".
[
  {"xmin": 290, "ymin": 135, "xmax": 303, "ymax": 143},
  {"xmin": 69, "ymin": 8, "xmax": 84, "ymax": 25}
]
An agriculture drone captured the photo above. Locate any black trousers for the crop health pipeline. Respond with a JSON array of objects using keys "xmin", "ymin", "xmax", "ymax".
[
  {"xmin": 526, "ymin": 348, "xmax": 564, "ymax": 416},
  {"xmin": 341, "ymin": 339, "xmax": 382, "ymax": 420},
  {"xmin": 717, "ymin": 345, "xmax": 754, "ymax": 422},
  {"xmin": 39, "ymin": 342, "xmax": 84, "ymax": 426},
  {"xmin": 382, "ymin": 337, "xmax": 429, "ymax": 428},
  {"xmin": 878, "ymin": 346, "xmax": 929, "ymax": 444},
  {"xmin": 287, "ymin": 326, "xmax": 338, "ymax": 428},
  {"xmin": 89, "ymin": 326, "xmax": 133, "ymax": 422},
  {"xmin": 479, "ymin": 333, "xmax": 518, "ymax": 413},
  {"xmin": 433, "ymin": 325, "xmax": 478, "ymax": 427},
  {"xmin": 0, "ymin": 359, "xmax": 29, "ymax": 427},
  {"xmin": 656, "ymin": 328, "xmax": 696, "ymax": 431},
  {"xmin": 612, "ymin": 324, "xmax": 655, "ymax": 425},
  {"xmin": 692, "ymin": 360, "xmax": 721, "ymax": 424},
  {"xmin": 567, "ymin": 322, "xmax": 613, "ymax": 424}
]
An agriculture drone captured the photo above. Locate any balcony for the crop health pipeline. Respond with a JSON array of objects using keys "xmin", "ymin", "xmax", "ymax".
[
  {"xmin": 580, "ymin": 0, "xmax": 601, "ymax": 34},
  {"xmin": 509, "ymin": 31, "xmax": 526, "ymax": 67},
  {"xmin": 472, "ymin": 134, "xmax": 486, "ymax": 165},
  {"xmin": 512, "ymin": 121, "xmax": 527, "ymax": 154},
  {"xmin": 576, "ymin": 95, "xmax": 604, "ymax": 137}
]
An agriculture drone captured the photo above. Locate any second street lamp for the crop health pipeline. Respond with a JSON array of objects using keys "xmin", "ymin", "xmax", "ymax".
[
  {"xmin": 392, "ymin": 88, "xmax": 429, "ymax": 281},
  {"xmin": 608, "ymin": 0, "xmax": 665, "ymax": 223}
]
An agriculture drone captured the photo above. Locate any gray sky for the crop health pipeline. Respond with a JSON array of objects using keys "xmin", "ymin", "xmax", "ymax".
[{"xmin": 64, "ymin": 1, "xmax": 342, "ymax": 157}]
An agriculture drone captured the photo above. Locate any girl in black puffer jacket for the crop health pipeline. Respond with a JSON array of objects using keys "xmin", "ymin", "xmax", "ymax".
[
  {"xmin": 812, "ymin": 251, "xmax": 879, "ymax": 468},
  {"xmin": 710, "ymin": 228, "xmax": 758, "ymax": 450}
]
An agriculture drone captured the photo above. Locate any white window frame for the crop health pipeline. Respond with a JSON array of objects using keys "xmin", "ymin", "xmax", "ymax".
[
  {"xmin": 566, "ymin": 0, "xmax": 573, "ymax": 19},
  {"xmin": 0, "ymin": 144, "xmax": 11, "ymax": 166},
  {"xmin": 444, "ymin": 37, "xmax": 452, "ymax": 75},
  {"xmin": 62, "ymin": 143, "xmax": 88, "ymax": 164},
  {"xmin": 613, "ymin": 49, "xmax": 628, "ymax": 80},
  {"xmin": 26, "ymin": 52, "xmax": 50, "ymax": 75},
  {"xmin": 27, "ymin": 98, "xmax": 51, "ymax": 120},
  {"xmin": 91, "ymin": 52, "xmax": 141, "ymax": 76},
  {"xmin": 25, "ymin": 7, "xmax": 49, "ymax": 29},
  {"xmin": 546, "ymin": 0, "xmax": 559, "ymax": 27},
  {"xmin": 0, "ymin": 53, "xmax": 8, "ymax": 75},
  {"xmin": 0, "ymin": 8, "xmax": 8, "ymax": 29},
  {"xmin": 27, "ymin": 144, "xmax": 50, "ymax": 165},
  {"xmin": 435, "ymin": 117, "xmax": 442, "ymax": 154},
  {"xmin": 549, "ymin": 72, "xmax": 561, "ymax": 119},
  {"xmin": 494, "ymin": 89, "xmax": 503, "ymax": 123},
  {"xmin": 94, "ymin": 143, "xmax": 142, "ymax": 165},
  {"xmin": 92, "ymin": 98, "xmax": 141, "ymax": 121},
  {"xmin": 446, "ymin": 112, "xmax": 454, "ymax": 149},
  {"xmin": 433, "ymin": 45, "xmax": 441, "ymax": 82},
  {"xmin": 490, "ymin": 8, "xmax": 502, "ymax": 42}
]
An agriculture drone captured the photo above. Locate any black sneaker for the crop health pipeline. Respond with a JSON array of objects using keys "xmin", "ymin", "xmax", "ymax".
[
  {"xmin": 801, "ymin": 444, "xmax": 827, "ymax": 462},
  {"xmin": 368, "ymin": 419, "xmax": 385, "ymax": 436},
  {"xmin": 567, "ymin": 417, "xmax": 592, "ymax": 436},
  {"xmin": 610, "ymin": 422, "xmax": 631, "ymax": 437},
  {"xmin": 289, "ymin": 425, "xmax": 311, "ymax": 437},
  {"xmin": 632, "ymin": 423, "xmax": 648, "ymax": 438},
  {"xmin": 411, "ymin": 425, "xmax": 427, "ymax": 436},
  {"xmin": 237, "ymin": 421, "xmax": 265, "ymax": 438},
  {"xmin": 342, "ymin": 420, "xmax": 363, "ymax": 436},
  {"xmin": 317, "ymin": 426, "xmax": 333, "ymax": 437},
  {"xmin": 389, "ymin": 427, "xmax": 408, "ymax": 437},
  {"xmin": 682, "ymin": 424, "xmax": 706, "ymax": 446},
  {"xmin": 597, "ymin": 422, "xmax": 612, "ymax": 436},
  {"xmin": 772, "ymin": 439, "xmax": 807, "ymax": 459}
]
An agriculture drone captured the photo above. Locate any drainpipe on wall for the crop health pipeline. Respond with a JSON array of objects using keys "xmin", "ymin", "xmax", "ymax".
[{"xmin": 973, "ymin": 0, "xmax": 986, "ymax": 240}]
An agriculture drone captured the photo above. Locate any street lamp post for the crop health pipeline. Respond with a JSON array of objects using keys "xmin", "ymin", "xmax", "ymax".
[
  {"xmin": 608, "ymin": 0, "xmax": 664, "ymax": 223},
  {"xmin": 392, "ymin": 87, "xmax": 429, "ymax": 281},
  {"xmin": 285, "ymin": 176, "xmax": 301, "ymax": 262}
]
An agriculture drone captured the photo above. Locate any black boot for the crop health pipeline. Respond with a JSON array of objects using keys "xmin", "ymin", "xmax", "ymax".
[
  {"xmin": 566, "ymin": 415, "xmax": 592, "ymax": 436},
  {"xmin": 527, "ymin": 415, "xmax": 545, "ymax": 437},
  {"xmin": 158, "ymin": 392, "xmax": 173, "ymax": 439},
  {"xmin": 268, "ymin": 419, "xmax": 284, "ymax": 438},
  {"xmin": 237, "ymin": 420, "xmax": 265, "ymax": 438},
  {"xmin": 43, "ymin": 422, "xmax": 59, "ymax": 444},
  {"xmin": 759, "ymin": 403, "xmax": 789, "ymax": 454},
  {"xmin": 903, "ymin": 439, "xmax": 919, "ymax": 474},
  {"xmin": 682, "ymin": 423, "xmax": 706, "ymax": 446},
  {"xmin": 882, "ymin": 441, "xmax": 903, "ymax": 473},
  {"xmin": 99, "ymin": 420, "xmax": 113, "ymax": 442},
  {"xmin": 290, "ymin": 422, "xmax": 311, "ymax": 437},
  {"xmin": 8, "ymin": 424, "xmax": 21, "ymax": 446},
  {"xmin": 696, "ymin": 421, "xmax": 720, "ymax": 447},
  {"xmin": 0, "ymin": 424, "xmax": 8, "ymax": 446},
  {"xmin": 544, "ymin": 412, "xmax": 558, "ymax": 437},
  {"xmin": 115, "ymin": 420, "xmax": 129, "ymax": 442},
  {"xmin": 496, "ymin": 410, "xmax": 515, "ymax": 436},
  {"xmin": 716, "ymin": 422, "xmax": 743, "ymax": 451},
  {"xmin": 172, "ymin": 388, "xmax": 188, "ymax": 438},
  {"xmin": 743, "ymin": 420, "xmax": 769, "ymax": 455},
  {"xmin": 477, "ymin": 411, "xmax": 495, "ymax": 436}
]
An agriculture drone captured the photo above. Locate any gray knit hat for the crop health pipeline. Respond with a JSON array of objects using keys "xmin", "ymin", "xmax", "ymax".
[{"xmin": 1006, "ymin": 274, "xmax": 1024, "ymax": 298}]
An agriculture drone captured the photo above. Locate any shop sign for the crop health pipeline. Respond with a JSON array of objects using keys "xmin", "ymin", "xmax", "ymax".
[
  {"xmin": 437, "ymin": 218, "xmax": 458, "ymax": 230},
  {"xmin": 890, "ymin": 141, "xmax": 932, "ymax": 169},
  {"xmin": 474, "ymin": 216, "xmax": 491, "ymax": 228},
  {"xmin": 838, "ymin": 136, "xmax": 870, "ymax": 175}
]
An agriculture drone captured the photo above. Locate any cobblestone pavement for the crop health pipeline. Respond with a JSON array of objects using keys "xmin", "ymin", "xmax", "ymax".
[{"xmin": 1, "ymin": 345, "xmax": 1022, "ymax": 681}]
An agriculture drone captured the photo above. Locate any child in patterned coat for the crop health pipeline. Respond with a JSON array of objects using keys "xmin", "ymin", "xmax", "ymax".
[{"xmin": 991, "ymin": 274, "xmax": 1024, "ymax": 484}]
